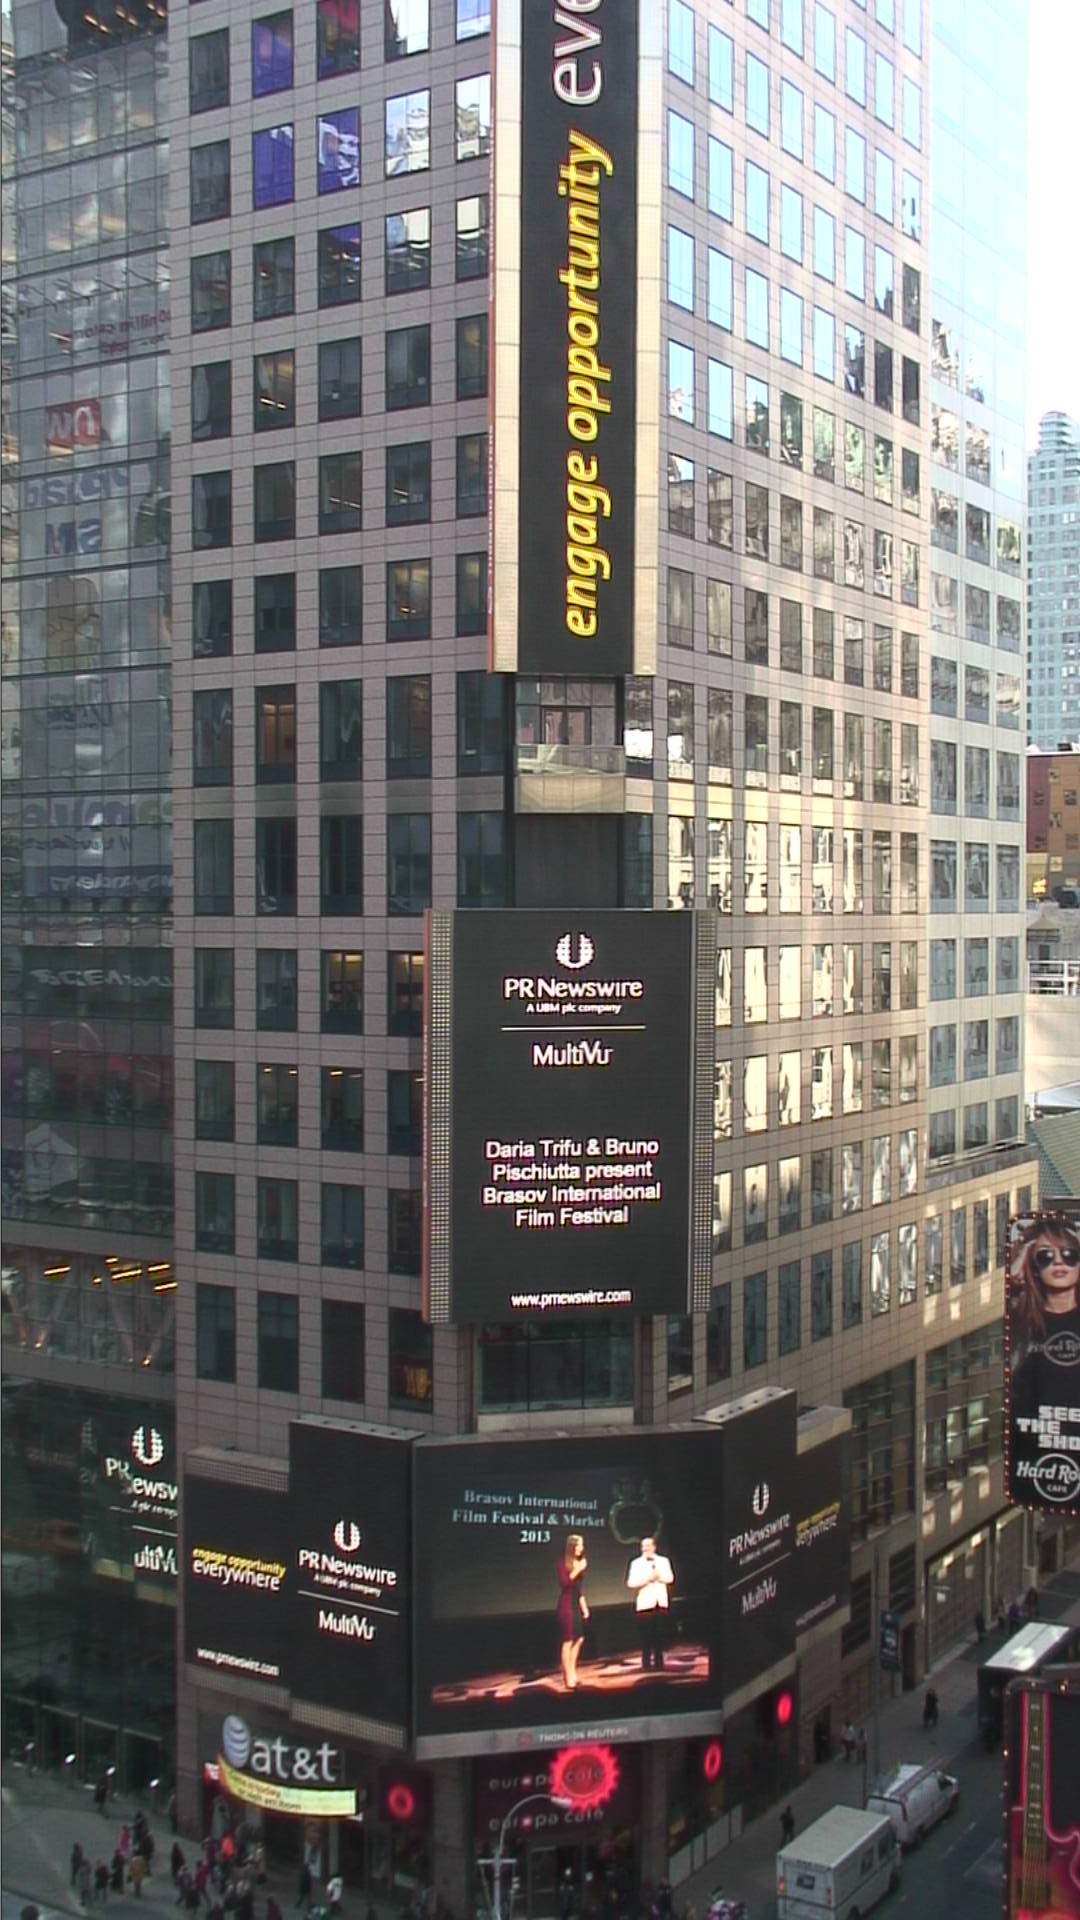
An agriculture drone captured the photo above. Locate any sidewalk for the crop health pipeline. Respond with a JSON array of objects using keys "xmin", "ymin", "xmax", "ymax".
[{"xmin": 678, "ymin": 1564, "xmax": 1080, "ymax": 1918}]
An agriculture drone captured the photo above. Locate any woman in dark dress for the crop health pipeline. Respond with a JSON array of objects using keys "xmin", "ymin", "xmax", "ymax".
[{"xmin": 556, "ymin": 1532, "xmax": 590, "ymax": 1690}]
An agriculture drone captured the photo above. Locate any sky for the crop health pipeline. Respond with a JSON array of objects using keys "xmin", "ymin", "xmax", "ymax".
[{"xmin": 1027, "ymin": 0, "xmax": 1080, "ymax": 441}]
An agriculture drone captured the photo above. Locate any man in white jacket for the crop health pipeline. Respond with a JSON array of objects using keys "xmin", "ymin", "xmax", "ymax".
[{"xmin": 626, "ymin": 1536, "xmax": 674, "ymax": 1670}]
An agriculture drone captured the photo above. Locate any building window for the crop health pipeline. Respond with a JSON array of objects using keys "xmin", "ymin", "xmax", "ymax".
[
  {"xmin": 256, "ymin": 684, "xmax": 297, "ymax": 783},
  {"xmin": 322, "ymin": 1299, "xmax": 365, "ymax": 1404},
  {"xmin": 322, "ymin": 950, "xmax": 363, "ymax": 1034},
  {"xmin": 456, "ymin": 73, "xmax": 491, "ymax": 160},
  {"xmin": 457, "ymin": 193, "xmax": 490, "ymax": 280},
  {"xmin": 456, "ymin": 552, "xmax": 487, "ymax": 635},
  {"xmin": 318, "ymin": 223, "xmax": 361, "ymax": 306},
  {"xmin": 318, "ymin": 108, "xmax": 360, "ymax": 192},
  {"xmin": 257, "ymin": 1180, "xmax": 299, "ymax": 1263},
  {"xmin": 254, "ymin": 573, "xmax": 296, "ymax": 653},
  {"xmin": 318, "ymin": 678, "xmax": 362, "ymax": 782},
  {"xmin": 196, "ymin": 1283, "xmax": 236, "ymax": 1382},
  {"xmin": 386, "ymin": 209, "xmax": 431, "ymax": 293},
  {"xmin": 192, "ymin": 251, "xmax": 231, "ymax": 333},
  {"xmin": 319, "ymin": 566, "xmax": 362, "ymax": 648},
  {"xmin": 253, "ymin": 11, "xmax": 293, "ymax": 93},
  {"xmin": 256, "ymin": 949, "xmax": 298, "ymax": 1031},
  {"xmin": 458, "ymin": 812, "xmax": 507, "ymax": 907},
  {"xmin": 196, "ymin": 1171, "xmax": 235, "ymax": 1254},
  {"xmin": 192, "ymin": 471, "xmax": 232, "ymax": 550},
  {"xmin": 457, "ymin": 671, "xmax": 505, "ymax": 774},
  {"xmin": 389, "ymin": 1306, "xmax": 432, "ymax": 1410},
  {"xmin": 317, "ymin": 452, "xmax": 361, "ymax": 535},
  {"xmin": 321, "ymin": 1182, "xmax": 364, "ymax": 1269},
  {"xmin": 479, "ymin": 1319, "xmax": 633, "ymax": 1413},
  {"xmin": 254, "ymin": 236, "xmax": 295, "ymax": 318},
  {"xmin": 320, "ymin": 816, "xmax": 363, "ymax": 915},
  {"xmin": 456, "ymin": 314, "xmax": 488, "ymax": 399},
  {"xmin": 388, "ymin": 952, "xmax": 424, "ymax": 1036},
  {"xmin": 388, "ymin": 1069, "xmax": 423, "ymax": 1156},
  {"xmin": 457, "ymin": 432, "xmax": 488, "ymax": 517},
  {"xmin": 385, "ymin": 88, "xmax": 430, "ymax": 173},
  {"xmin": 193, "ymin": 689, "xmax": 233, "ymax": 787},
  {"xmin": 195, "ymin": 1060, "xmax": 235, "ymax": 1142},
  {"xmin": 387, "ymin": 676, "xmax": 432, "ymax": 779},
  {"xmin": 195, "ymin": 949, "xmax": 234, "ymax": 1029},
  {"xmin": 194, "ymin": 819, "xmax": 233, "ymax": 915},
  {"xmin": 387, "ymin": 559, "xmax": 431, "ymax": 640},
  {"xmin": 191, "ymin": 29, "xmax": 230, "ymax": 113},
  {"xmin": 253, "ymin": 125, "xmax": 294, "ymax": 209},
  {"xmin": 257, "ymin": 1062, "xmax": 298, "ymax": 1148},
  {"xmin": 386, "ymin": 442, "xmax": 431, "ymax": 525},
  {"xmin": 387, "ymin": 323, "xmax": 431, "ymax": 406},
  {"xmin": 318, "ymin": 338, "xmax": 361, "ymax": 421},
  {"xmin": 257, "ymin": 1290, "xmax": 299, "ymax": 1390},
  {"xmin": 255, "ymin": 817, "xmax": 297, "ymax": 916},
  {"xmin": 744, "ymin": 1271, "xmax": 767, "ymax": 1368},
  {"xmin": 387, "ymin": 814, "xmax": 431, "ymax": 915},
  {"xmin": 318, "ymin": 0, "xmax": 360, "ymax": 75},
  {"xmin": 191, "ymin": 139, "xmax": 231, "ymax": 222},
  {"xmin": 254, "ymin": 461, "xmax": 296, "ymax": 541}
]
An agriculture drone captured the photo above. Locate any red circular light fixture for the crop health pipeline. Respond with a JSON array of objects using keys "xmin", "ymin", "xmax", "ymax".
[
  {"xmin": 385, "ymin": 1782, "xmax": 417, "ymax": 1823},
  {"xmin": 550, "ymin": 1743, "xmax": 620, "ymax": 1813},
  {"xmin": 702, "ymin": 1739, "xmax": 724, "ymax": 1782},
  {"xmin": 775, "ymin": 1689, "xmax": 794, "ymax": 1729}
]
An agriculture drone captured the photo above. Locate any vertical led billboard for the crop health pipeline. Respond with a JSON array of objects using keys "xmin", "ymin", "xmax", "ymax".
[
  {"xmin": 412, "ymin": 1394, "xmax": 797, "ymax": 1758},
  {"xmin": 793, "ymin": 1425, "xmax": 851, "ymax": 1639},
  {"xmin": 1004, "ymin": 1213, "xmax": 1080, "ymax": 1515},
  {"xmin": 288, "ymin": 1422, "xmax": 413, "ymax": 1734},
  {"xmin": 490, "ymin": 0, "xmax": 660, "ymax": 675},
  {"xmin": 1004, "ymin": 1676, "xmax": 1080, "ymax": 1919},
  {"xmin": 183, "ymin": 1475, "xmax": 289, "ymax": 1684},
  {"xmin": 424, "ymin": 910, "xmax": 716, "ymax": 1324}
]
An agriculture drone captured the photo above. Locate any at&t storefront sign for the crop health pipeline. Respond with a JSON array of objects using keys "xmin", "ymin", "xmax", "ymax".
[{"xmin": 216, "ymin": 1715, "xmax": 357, "ymax": 1818}]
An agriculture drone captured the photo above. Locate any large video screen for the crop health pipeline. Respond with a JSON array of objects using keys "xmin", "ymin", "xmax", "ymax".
[
  {"xmin": 413, "ymin": 1398, "xmax": 797, "ymax": 1757},
  {"xmin": 1005, "ymin": 1212, "xmax": 1080, "ymax": 1514},
  {"xmin": 793, "ymin": 1433, "xmax": 850, "ymax": 1638},
  {"xmin": 288, "ymin": 1423, "xmax": 412, "ymax": 1732},
  {"xmin": 425, "ymin": 911, "xmax": 714, "ymax": 1323},
  {"xmin": 183, "ymin": 1476, "xmax": 289, "ymax": 1684}
]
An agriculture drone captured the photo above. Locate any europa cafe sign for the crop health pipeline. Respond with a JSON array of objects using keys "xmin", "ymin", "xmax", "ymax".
[
  {"xmin": 491, "ymin": 0, "xmax": 656, "ymax": 678},
  {"xmin": 215, "ymin": 1715, "xmax": 357, "ymax": 1817}
]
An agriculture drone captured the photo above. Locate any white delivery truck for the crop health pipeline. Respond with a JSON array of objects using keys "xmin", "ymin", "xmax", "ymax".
[
  {"xmin": 777, "ymin": 1806, "xmax": 900, "ymax": 1920},
  {"xmin": 866, "ymin": 1762, "xmax": 959, "ymax": 1847}
]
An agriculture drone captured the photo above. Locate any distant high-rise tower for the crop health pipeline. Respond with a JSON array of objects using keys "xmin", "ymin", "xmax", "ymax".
[{"xmin": 1028, "ymin": 411, "xmax": 1080, "ymax": 748}]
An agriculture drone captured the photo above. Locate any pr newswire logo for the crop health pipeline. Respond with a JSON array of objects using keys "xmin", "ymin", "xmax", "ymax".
[
  {"xmin": 132, "ymin": 1426, "xmax": 165, "ymax": 1468},
  {"xmin": 503, "ymin": 932, "xmax": 644, "ymax": 1004},
  {"xmin": 556, "ymin": 932, "xmax": 594, "ymax": 970},
  {"xmin": 333, "ymin": 1520, "xmax": 361, "ymax": 1553},
  {"xmin": 751, "ymin": 1482, "xmax": 770, "ymax": 1518}
]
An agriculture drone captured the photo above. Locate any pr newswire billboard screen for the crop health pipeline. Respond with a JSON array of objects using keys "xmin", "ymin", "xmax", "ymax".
[
  {"xmin": 1004, "ymin": 1212, "xmax": 1080, "ymax": 1515},
  {"xmin": 288, "ymin": 1422, "xmax": 412, "ymax": 1732},
  {"xmin": 793, "ymin": 1433, "xmax": 850, "ymax": 1638},
  {"xmin": 424, "ymin": 910, "xmax": 716, "ymax": 1324},
  {"xmin": 412, "ymin": 1396, "xmax": 797, "ymax": 1757},
  {"xmin": 514, "ymin": 0, "xmax": 640, "ymax": 675},
  {"xmin": 183, "ymin": 1476, "xmax": 289, "ymax": 1684}
]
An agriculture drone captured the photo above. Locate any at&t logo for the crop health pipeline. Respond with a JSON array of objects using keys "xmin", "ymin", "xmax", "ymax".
[
  {"xmin": 222, "ymin": 1714, "xmax": 252, "ymax": 1769},
  {"xmin": 333, "ymin": 1520, "xmax": 361, "ymax": 1553},
  {"xmin": 132, "ymin": 1426, "xmax": 165, "ymax": 1468},
  {"xmin": 555, "ymin": 932, "xmax": 594, "ymax": 970},
  {"xmin": 752, "ymin": 1482, "xmax": 770, "ymax": 1518}
]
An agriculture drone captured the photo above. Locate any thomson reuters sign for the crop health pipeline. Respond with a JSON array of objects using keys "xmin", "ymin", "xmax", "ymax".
[{"xmin": 490, "ymin": 0, "xmax": 660, "ymax": 677}]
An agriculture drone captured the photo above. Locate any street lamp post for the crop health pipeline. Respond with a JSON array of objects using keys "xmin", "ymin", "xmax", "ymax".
[{"xmin": 490, "ymin": 1794, "xmax": 572, "ymax": 1920}]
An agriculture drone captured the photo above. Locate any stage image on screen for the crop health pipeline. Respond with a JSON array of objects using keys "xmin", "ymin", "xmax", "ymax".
[
  {"xmin": 413, "ymin": 1400, "xmax": 797, "ymax": 1757},
  {"xmin": 424, "ymin": 910, "xmax": 715, "ymax": 1324},
  {"xmin": 1005, "ymin": 1677, "xmax": 1080, "ymax": 1919},
  {"xmin": 1004, "ymin": 1211, "xmax": 1080, "ymax": 1516}
]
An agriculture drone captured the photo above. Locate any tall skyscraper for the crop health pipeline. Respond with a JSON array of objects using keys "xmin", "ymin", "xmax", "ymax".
[
  {"xmin": 0, "ymin": 0, "xmax": 177, "ymax": 1784},
  {"xmin": 1028, "ymin": 410, "xmax": 1080, "ymax": 749},
  {"xmin": 1, "ymin": 0, "xmax": 1039, "ymax": 1901}
]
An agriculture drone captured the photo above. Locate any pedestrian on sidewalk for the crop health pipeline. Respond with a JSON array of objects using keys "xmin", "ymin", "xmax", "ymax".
[
  {"xmin": 296, "ymin": 1862, "xmax": 313, "ymax": 1915},
  {"xmin": 173, "ymin": 1844, "xmax": 187, "ymax": 1884},
  {"xmin": 266, "ymin": 1899, "xmax": 283, "ymax": 1920},
  {"xmin": 841, "ymin": 1719, "xmax": 856, "ymax": 1762},
  {"xmin": 72, "ymin": 1842, "xmax": 85, "ymax": 1889},
  {"xmin": 326, "ymin": 1877, "xmax": 343, "ymax": 1918},
  {"xmin": 1026, "ymin": 1585, "xmax": 1040, "ymax": 1619},
  {"xmin": 95, "ymin": 1861, "xmax": 110, "ymax": 1906},
  {"xmin": 94, "ymin": 1777, "xmax": 109, "ymax": 1818},
  {"xmin": 118, "ymin": 1827, "xmax": 131, "ymax": 1863},
  {"xmin": 922, "ymin": 1686, "xmax": 939, "ymax": 1730},
  {"xmin": 974, "ymin": 1607, "xmax": 986, "ymax": 1641},
  {"xmin": 780, "ymin": 1805, "xmax": 795, "ymax": 1845},
  {"xmin": 77, "ymin": 1858, "xmax": 93, "ymax": 1907},
  {"xmin": 111, "ymin": 1853, "xmax": 126, "ymax": 1896},
  {"xmin": 1008, "ymin": 1599, "xmax": 1022, "ymax": 1632},
  {"xmin": 130, "ymin": 1854, "xmax": 148, "ymax": 1899},
  {"xmin": 855, "ymin": 1727, "xmax": 868, "ymax": 1768}
]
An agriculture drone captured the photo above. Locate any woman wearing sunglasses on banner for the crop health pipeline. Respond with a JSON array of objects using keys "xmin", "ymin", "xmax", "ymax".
[{"xmin": 1008, "ymin": 1215, "xmax": 1080, "ymax": 1425}]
